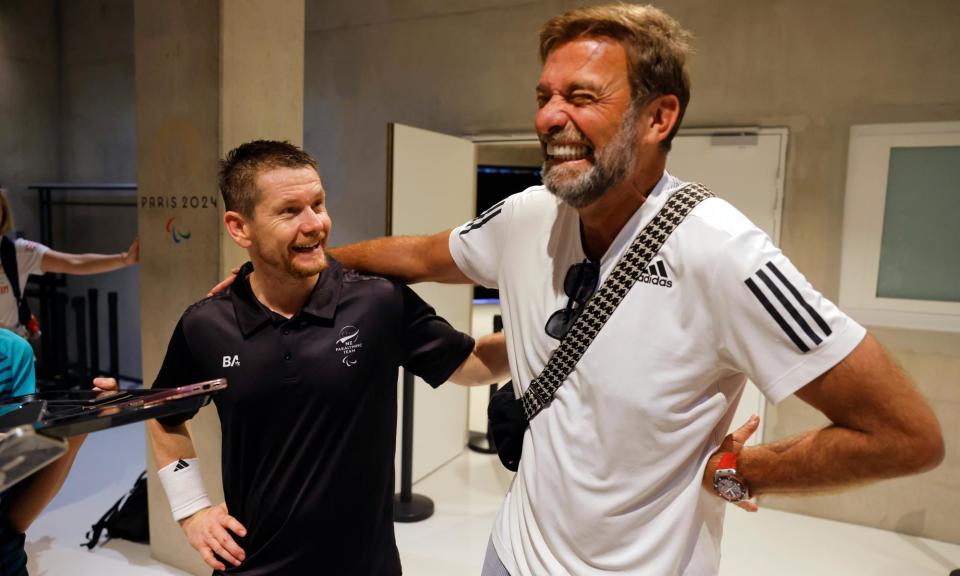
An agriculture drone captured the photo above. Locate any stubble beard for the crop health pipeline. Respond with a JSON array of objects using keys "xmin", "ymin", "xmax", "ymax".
[
  {"xmin": 542, "ymin": 104, "xmax": 639, "ymax": 209},
  {"xmin": 288, "ymin": 255, "xmax": 327, "ymax": 279},
  {"xmin": 251, "ymin": 242, "xmax": 327, "ymax": 280}
]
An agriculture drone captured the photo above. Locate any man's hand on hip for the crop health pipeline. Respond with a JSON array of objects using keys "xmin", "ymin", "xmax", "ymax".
[
  {"xmin": 180, "ymin": 502, "xmax": 248, "ymax": 571},
  {"xmin": 703, "ymin": 415, "xmax": 760, "ymax": 512}
]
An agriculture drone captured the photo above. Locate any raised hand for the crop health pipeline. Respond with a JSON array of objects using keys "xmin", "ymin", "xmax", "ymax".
[{"xmin": 122, "ymin": 237, "xmax": 140, "ymax": 266}]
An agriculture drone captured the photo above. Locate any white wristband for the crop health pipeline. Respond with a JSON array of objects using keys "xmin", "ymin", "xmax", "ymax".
[{"xmin": 158, "ymin": 458, "xmax": 212, "ymax": 522}]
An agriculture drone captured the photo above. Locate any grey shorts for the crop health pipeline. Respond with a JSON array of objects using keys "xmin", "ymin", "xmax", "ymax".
[{"xmin": 481, "ymin": 536, "xmax": 511, "ymax": 576}]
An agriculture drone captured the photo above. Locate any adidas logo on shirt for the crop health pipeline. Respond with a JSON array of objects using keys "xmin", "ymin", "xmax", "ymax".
[
  {"xmin": 639, "ymin": 259, "xmax": 673, "ymax": 288},
  {"xmin": 174, "ymin": 459, "xmax": 190, "ymax": 472}
]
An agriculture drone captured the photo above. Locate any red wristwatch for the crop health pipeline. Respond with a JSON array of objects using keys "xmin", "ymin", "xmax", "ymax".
[{"xmin": 713, "ymin": 452, "xmax": 750, "ymax": 503}]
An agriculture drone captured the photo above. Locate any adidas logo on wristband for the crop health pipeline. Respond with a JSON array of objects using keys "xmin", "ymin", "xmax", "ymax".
[{"xmin": 159, "ymin": 457, "xmax": 211, "ymax": 521}]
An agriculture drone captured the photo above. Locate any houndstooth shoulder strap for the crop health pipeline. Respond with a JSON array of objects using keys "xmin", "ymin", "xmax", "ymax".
[{"xmin": 520, "ymin": 183, "xmax": 714, "ymax": 420}]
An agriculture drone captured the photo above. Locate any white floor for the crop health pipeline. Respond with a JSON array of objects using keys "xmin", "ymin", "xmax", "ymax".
[{"xmin": 24, "ymin": 425, "xmax": 960, "ymax": 575}]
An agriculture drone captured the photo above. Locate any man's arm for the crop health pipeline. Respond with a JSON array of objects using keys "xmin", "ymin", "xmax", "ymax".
[
  {"xmin": 211, "ymin": 230, "xmax": 471, "ymax": 295},
  {"xmin": 147, "ymin": 419, "xmax": 248, "ymax": 572},
  {"xmin": 448, "ymin": 332, "xmax": 510, "ymax": 386},
  {"xmin": 147, "ymin": 418, "xmax": 198, "ymax": 470},
  {"xmin": 95, "ymin": 376, "xmax": 246, "ymax": 572},
  {"xmin": 329, "ymin": 230, "xmax": 470, "ymax": 284},
  {"xmin": 705, "ymin": 334, "xmax": 943, "ymax": 500}
]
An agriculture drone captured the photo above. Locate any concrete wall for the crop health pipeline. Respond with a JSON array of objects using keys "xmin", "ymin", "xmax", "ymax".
[
  {"xmin": 59, "ymin": 0, "xmax": 137, "ymax": 183},
  {"xmin": 0, "ymin": 0, "xmax": 141, "ymax": 380},
  {"xmin": 134, "ymin": 0, "xmax": 222, "ymax": 571},
  {"xmin": 55, "ymin": 0, "xmax": 141, "ymax": 380},
  {"xmin": 304, "ymin": 0, "xmax": 544, "ymax": 245},
  {"xmin": 0, "ymin": 0, "xmax": 59, "ymax": 239},
  {"xmin": 136, "ymin": 2, "xmax": 305, "ymax": 572},
  {"xmin": 304, "ymin": 0, "xmax": 960, "ymax": 542}
]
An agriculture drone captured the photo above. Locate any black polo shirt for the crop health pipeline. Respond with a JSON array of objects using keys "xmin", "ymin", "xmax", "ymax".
[{"xmin": 153, "ymin": 258, "xmax": 475, "ymax": 575}]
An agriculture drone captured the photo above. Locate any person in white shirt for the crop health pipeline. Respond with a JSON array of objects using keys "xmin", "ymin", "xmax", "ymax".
[
  {"xmin": 332, "ymin": 5, "xmax": 942, "ymax": 574},
  {"xmin": 0, "ymin": 188, "xmax": 139, "ymax": 335}
]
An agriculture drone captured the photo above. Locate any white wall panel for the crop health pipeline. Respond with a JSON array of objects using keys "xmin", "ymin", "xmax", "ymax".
[{"xmin": 389, "ymin": 123, "xmax": 476, "ymax": 485}]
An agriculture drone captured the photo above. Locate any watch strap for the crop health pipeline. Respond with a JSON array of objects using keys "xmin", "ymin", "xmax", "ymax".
[{"xmin": 717, "ymin": 452, "xmax": 737, "ymax": 470}]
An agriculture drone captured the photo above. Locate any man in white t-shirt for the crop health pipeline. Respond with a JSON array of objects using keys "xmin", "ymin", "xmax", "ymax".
[{"xmin": 330, "ymin": 5, "xmax": 944, "ymax": 575}]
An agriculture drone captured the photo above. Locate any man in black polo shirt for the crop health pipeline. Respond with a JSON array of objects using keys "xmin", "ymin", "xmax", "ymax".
[{"xmin": 98, "ymin": 140, "xmax": 507, "ymax": 575}]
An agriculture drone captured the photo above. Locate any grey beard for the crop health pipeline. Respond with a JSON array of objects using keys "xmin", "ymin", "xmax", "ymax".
[
  {"xmin": 542, "ymin": 108, "xmax": 638, "ymax": 209},
  {"xmin": 542, "ymin": 157, "xmax": 623, "ymax": 209}
]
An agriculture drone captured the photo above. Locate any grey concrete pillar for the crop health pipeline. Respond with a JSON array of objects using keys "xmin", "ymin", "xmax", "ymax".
[{"xmin": 134, "ymin": 1, "xmax": 303, "ymax": 573}]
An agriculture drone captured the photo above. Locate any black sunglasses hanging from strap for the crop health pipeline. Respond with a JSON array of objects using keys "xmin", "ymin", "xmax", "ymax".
[{"xmin": 487, "ymin": 183, "xmax": 714, "ymax": 471}]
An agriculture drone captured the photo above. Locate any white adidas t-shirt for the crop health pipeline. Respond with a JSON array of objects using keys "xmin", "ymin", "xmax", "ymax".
[
  {"xmin": 449, "ymin": 172, "xmax": 865, "ymax": 575},
  {"xmin": 0, "ymin": 239, "xmax": 48, "ymax": 329}
]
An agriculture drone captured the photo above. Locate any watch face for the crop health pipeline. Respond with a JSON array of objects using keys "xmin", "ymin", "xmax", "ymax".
[{"xmin": 715, "ymin": 476, "xmax": 746, "ymax": 502}]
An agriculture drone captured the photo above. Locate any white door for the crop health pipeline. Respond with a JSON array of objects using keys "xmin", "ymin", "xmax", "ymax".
[
  {"xmin": 668, "ymin": 130, "xmax": 786, "ymax": 241},
  {"xmin": 389, "ymin": 123, "xmax": 476, "ymax": 486},
  {"xmin": 668, "ymin": 128, "xmax": 788, "ymax": 443}
]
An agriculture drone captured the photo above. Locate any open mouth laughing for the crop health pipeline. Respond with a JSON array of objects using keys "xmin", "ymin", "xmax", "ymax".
[
  {"xmin": 545, "ymin": 142, "xmax": 594, "ymax": 163},
  {"xmin": 291, "ymin": 241, "xmax": 322, "ymax": 254}
]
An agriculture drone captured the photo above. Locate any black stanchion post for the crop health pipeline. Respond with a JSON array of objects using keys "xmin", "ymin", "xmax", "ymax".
[
  {"xmin": 54, "ymin": 293, "xmax": 68, "ymax": 387},
  {"xmin": 393, "ymin": 368, "xmax": 434, "ymax": 522},
  {"xmin": 88, "ymin": 289, "xmax": 99, "ymax": 375},
  {"xmin": 468, "ymin": 314, "xmax": 503, "ymax": 454},
  {"xmin": 108, "ymin": 292, "xmax": 119, "ymax": 380},
  {"xmin": 38, "ymin": 275, "xmax": 53, "ymax": 380},
  {"xmin": 72, "ymin": 296, "xmax": 87, "ymax": 381}
]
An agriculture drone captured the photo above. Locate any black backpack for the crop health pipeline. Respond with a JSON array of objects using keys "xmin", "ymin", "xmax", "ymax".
[{"xmin": 82, "ymin": 471, "xmax": 149, "ymax": 549}]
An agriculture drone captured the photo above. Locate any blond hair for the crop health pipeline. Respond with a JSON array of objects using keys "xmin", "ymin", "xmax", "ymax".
[
  {"xmin": 0, "ymin": 188, "xmax": 14, "ymax": 236},
  {"xmin": 540, "ymin": 4, "xmax": 693, "ymax": 150}
]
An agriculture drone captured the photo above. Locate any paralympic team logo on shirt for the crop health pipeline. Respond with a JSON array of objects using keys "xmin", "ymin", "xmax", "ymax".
[{"xmin": 336, "ymin": 325, "xmax": 363, "ymax": 367}]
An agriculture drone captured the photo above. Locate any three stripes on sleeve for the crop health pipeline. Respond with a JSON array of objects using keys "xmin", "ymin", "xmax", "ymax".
[{"xmin": 744, "ymin": 261, "xmax": 832, "ymax": 353}]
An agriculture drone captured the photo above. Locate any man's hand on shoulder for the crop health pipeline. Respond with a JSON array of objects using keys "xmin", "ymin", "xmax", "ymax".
[
  {"xmin": 180, "ymin": 502, "xmax": 248, "ymax": 571},
  {"xmin": 208, "ymin": 267, "xmax": 240, "ymax": 297}
]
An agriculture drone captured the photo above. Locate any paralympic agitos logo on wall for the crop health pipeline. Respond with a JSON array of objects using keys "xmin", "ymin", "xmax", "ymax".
[{"xmin": 165, "ymin": 217, "xmax": 192, "ymax": 244}]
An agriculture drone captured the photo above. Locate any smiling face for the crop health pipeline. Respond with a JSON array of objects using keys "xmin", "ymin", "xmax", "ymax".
[
  {"xmin": 536, "ymin": 37, "xmax": 639, "ymax": 208},
  {"xmin": 241, "ymin": 166, "xmax": 331, "ymax": 280}
]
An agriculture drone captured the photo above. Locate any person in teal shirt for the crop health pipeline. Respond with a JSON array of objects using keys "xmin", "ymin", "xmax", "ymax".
[
  {"xmin": 0, "ymin": 329, "xmax": 36, "ymax": 399},
  {"xmin": 0, "ymin": 330, "xmax": 86, "ymax": 575}
]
